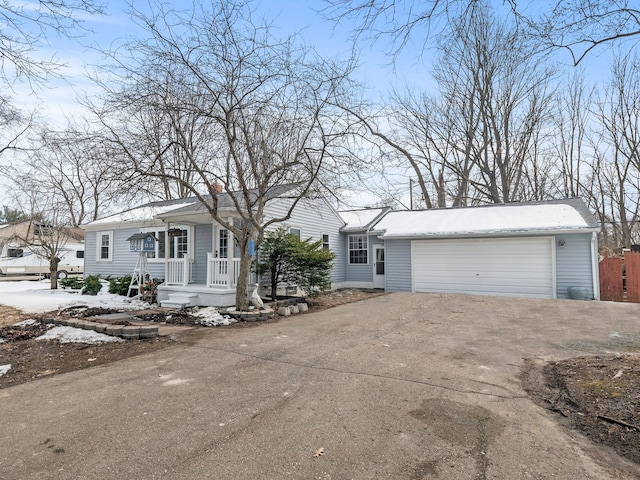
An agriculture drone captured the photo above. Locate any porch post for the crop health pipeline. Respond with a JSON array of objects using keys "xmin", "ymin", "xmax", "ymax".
[
  {"xmin": 227, "ymin": 216, "xmax": 234, "ymax": 288},
  {"xmin": 165, "ymin": 221, "xmax": 170, "ymax": 280},
  {"xmin": 182, "ymin": 257, "xmax": 189, "ymax": 286}
]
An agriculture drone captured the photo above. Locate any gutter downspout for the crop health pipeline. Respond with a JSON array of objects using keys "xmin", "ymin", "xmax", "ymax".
[{"xmin": 591, "ymin": 232, "xmax": 600, "ymax": 300}]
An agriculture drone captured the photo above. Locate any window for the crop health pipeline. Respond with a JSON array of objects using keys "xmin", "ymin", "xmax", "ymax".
[
  {"xmin": 289, "ymin": 227, "xmax": 301, "ymax": 239},
  {"xmin": 97, "ymin": 231, "xmax": 113, "ymax": 261},
  {"xmin": 34, "ymin": 223, "xmax": 53, "ymax": 236},
  {"xmin": 348, "ymin": 235, "xmax": 368, "ymax": 264},
  {"xmin": 76, "ymin": 250, "xmax": 84, "ymax": 259},
  {"xmin": 322, "ymin": 234, "xmax": 330, "ymax": 250},
  {"xmin": 169, "ymin": 229, "xmax": 189, "ymax": 259},
  {"xmin": 219, "ymin": 229, "xmax": 228, "ymax": 258},
  {"xmin": 7, "ymin": 248, "xmax": 23, "ymax": 258}
]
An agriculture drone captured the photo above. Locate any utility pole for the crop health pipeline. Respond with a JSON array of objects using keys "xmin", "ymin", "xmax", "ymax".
[{"xmin": 409, "ymin": 178, "xmax": 414, "ymax": 210}]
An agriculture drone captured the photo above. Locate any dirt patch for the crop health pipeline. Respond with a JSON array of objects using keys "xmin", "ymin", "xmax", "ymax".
[
  {"xmin": 0, "ymin": 305, "xmax": 28, "ymax": 328},
  {"xmin": 306, "ymin": 288, "xmax": 386, "ymax": 310},
  {"xmin": 0, "ymin": 335, "xmax": 173, "ymax": 389},
  {"xmin": 522, "ymin": 354, "xmax": 640, "ymax": 465}
]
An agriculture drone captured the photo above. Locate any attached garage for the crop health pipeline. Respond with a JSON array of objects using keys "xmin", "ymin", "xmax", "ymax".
[
  {"xmin": 373, "ymin": 198, "xmax": 601, "ymax": 300},
  {"xmin": 411, "ymin": 236, "xmax": 555, "ymax": 298}
]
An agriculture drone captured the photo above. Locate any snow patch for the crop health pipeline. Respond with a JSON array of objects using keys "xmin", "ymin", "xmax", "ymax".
[
  {"xmin": 86, "ymin": 201, "xmax": 195, "ymax": 227},
  {"xmin": 0, "ymin": 364, "xmax": 11, "ymax": 377},
  {"xmin": 36, "ymin": 326, "xmax": 124, "ymax": 344},
  {"xmin": 339, "ymin": 208, "xmax": 387, "ymax": 230},
  {"xmin": 12, "ymin": 318, "xmax": 38, "ymax": 326},
  {"xmin": 0, "ymin": 279, "xmax": 151, "ymax": 314},
  {"xmin": 192, "ymin": 307, "xmax": 236, "ymax": 327}
]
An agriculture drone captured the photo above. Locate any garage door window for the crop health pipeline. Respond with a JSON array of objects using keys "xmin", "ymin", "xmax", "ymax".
[{"xmin": 349, "ymin": 235, "xmax": 368, "ymax": 264}]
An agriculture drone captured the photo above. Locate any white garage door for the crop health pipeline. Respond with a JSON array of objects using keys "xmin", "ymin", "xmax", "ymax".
[{"xmin": 411, "ymin": 237, "xmax": 555, "ymax": 298}]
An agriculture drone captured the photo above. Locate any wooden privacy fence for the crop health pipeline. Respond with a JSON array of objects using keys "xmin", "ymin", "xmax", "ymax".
[{"xmin": 599, "ymin": 251, "xmax": 640, "ymax": 302}]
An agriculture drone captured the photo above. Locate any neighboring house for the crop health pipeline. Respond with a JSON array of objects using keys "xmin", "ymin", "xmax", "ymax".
[
  {"xmin": 0, "ymin": 221, "xmax": 35, "ymax": 257},
  {"xmin": 82, "ymin": 187, "xmax": 347, "ymax": 307},
  {"xmin": 82, "ymin": 194, "xmax": 600, "ymax": 306},
  {"xmin": 371, "ymin": 198, "xmax": 600, "ymax": 300}
]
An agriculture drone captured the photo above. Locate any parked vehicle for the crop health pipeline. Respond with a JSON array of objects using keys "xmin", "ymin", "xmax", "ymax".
[{"xmin": 0, "ymin": 243, "xmax": 84, "ymax": 278}]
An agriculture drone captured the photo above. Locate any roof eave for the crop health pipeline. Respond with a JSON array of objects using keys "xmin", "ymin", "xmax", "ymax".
[
  {"xmin": 380, "ymin": 227, "xmax": 601, "ymax": 240},
  {"xmin": 82, "ymin": 219, "xmax": 166, "ymax": 231}
]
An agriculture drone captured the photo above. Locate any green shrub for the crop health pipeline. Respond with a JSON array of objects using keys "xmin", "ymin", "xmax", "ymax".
[
  {"xmin": 256, "ymin": 227, "xmax": 334, "ymax": 300},
  {"xmin": 60, "ymin": 276, "xmax": 84, "ymax": 290},
  {"xmin": 109, "ymin": 275, "xmax": 133, "ymax": 296},
  {"xmin": 83, "ymin": 275, "xmax": 103, "ymax": 296}
]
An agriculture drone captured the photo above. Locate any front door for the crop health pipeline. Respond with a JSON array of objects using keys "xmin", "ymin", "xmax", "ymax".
[{"xmin": 373, "ymin": 245, "xmax": 385, "ymax": 289}]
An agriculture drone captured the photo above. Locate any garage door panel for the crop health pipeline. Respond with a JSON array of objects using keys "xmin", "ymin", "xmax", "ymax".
[{"xmin": 412, "ymin": 237, "xmax": 555, "ymax": 298}]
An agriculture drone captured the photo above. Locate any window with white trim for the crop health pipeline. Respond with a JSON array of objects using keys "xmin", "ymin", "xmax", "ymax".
[
  {"xmin": 168, "ymin": 228, "xmax": 190, "ymax": 259},
  {"xmin": 97, "ymin": 231, "xmax": 113, "ymax": 261},
  {"xmin": 348, "ymin": 235, "xmax": 368, "ymax": 264},
  {"xmin": 219, "ymin": 229, "xmax": 228, "ymax": 258}
]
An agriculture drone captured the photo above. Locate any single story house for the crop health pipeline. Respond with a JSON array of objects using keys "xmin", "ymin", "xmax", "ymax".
[
  {"xmin": 82, "ymin": 192, "xmax": 600, "ymax": 305},
  {"xmin": 82, "ymin": 186, "xmax": 348, "ymax": 306}
]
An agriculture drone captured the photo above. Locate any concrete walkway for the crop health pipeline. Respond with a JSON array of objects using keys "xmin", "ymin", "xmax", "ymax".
[{"xmin": 2, "ymin": 292, "xmax": 640, "ymax": 479}]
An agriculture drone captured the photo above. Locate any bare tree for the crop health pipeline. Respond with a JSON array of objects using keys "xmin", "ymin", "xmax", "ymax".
[
  {"xmin": 551, "ymin": 72, "xmax": 594, "ymax": 199},
  {"xmin": 591, "ymin": 52, "xmax": 640, "ymax": 249},
  {"xmin": 7, "ymin": 126, "xmax": 127, "ymax": 227},
  {"xmin": 6, "ymin": 191, "xmax": 81, "ymax": 289},
  {"xmin": 521, "ymin": 1, "xmax": 640, "ymax": 66},
  {"xmin": 91, "ymin": 0, "xmax": 355, "ymax": 309},
  {"xmin": 0, "ymin": 0, "xmax": 105, "ymax": 85},
  {"xmin": 325, "ymin": 0, "xmax": 640, "ymax": 65},
  {"xmin": 344, "ymin": 4, "xmax": 555, "ymax": 207}
]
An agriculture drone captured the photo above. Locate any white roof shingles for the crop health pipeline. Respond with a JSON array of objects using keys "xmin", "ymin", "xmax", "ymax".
[{"xmin": 376, "ymin": 201, "xmax": 597, "ymax": 239}]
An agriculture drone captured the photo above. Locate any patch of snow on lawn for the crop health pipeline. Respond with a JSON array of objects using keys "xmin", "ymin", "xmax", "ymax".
[
  {"xmin": 36, "ymin": 326, "xmax": 124, "ymax": 344},
  {"xmin": 0, "ymin": 279, "xmax": 151, "ymax": 314},
  {"xmin": 192, "ymin": 307, "xmax": 236, "ymax": 327},
  {"xmin": 0, "ymin": 364, "xmax": 11, "ymax": 377},
  {"xmin": 12, "ymin": 318, "xmax": 38, "ymax": 326},
  {"xmin": 0, "ymin": 338, "xmax": 5, "ymax": 344}
]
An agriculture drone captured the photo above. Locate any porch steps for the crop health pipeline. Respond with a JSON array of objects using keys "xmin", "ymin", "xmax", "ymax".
[{"xmin": 161, "ymin": 293, "xmax": 199, "ymax": 309}]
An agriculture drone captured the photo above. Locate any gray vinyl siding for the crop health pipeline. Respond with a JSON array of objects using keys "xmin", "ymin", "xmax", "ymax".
[
  {"xmin": 555, "ymin": 233, "xmax": 595, "ymax": 299},
  {"xmin": 263, "ymin": 196, "xmax": 346, "ymax": 283},
  {"xmin": 84, "ymin": 229, "xmax": 166, "ymax": 279},
  {"xmin": 384, "ymin": 239, "xmax": 412, "ymax": 292},
  {"xmin": 192, "ymin": 224, "xmax": 212, "ymax": 284},
  {"xmin": 344, "ymin": 233, "xmax": 381, "ymax": 283}
]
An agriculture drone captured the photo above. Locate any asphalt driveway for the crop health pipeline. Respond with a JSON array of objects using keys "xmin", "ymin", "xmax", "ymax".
[{"xmin": 2, "ymin": 292, "xmax": 640, "ymax": 479}]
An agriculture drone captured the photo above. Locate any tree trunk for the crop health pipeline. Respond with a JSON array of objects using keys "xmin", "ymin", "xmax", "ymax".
[
  {"xmin": 49, "ymin": 257, "xmax": 59, "ymax": 290},
  {"xmin": 234, "ymin": 239, "xmax": 251, "ymax": 311},
  {"xmin": 271, "ymin": 264, "xmax": 278, "ymax": 301}
]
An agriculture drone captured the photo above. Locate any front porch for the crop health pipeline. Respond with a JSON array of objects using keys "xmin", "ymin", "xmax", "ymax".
[{"xmin": 159, "ymin": 255, "xmax": 255, "ymax": 307}]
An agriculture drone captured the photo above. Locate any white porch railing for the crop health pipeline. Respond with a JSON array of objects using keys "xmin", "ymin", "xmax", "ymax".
[
  {"xmin": 165, "ymin": 258, "xmax": 193, "ymax": 286},
  {"xmin": 207, "ymin": 253, "xmax": 242, "ymax": 288}
]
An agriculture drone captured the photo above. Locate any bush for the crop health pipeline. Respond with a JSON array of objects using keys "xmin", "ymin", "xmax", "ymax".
[
  {"xmin": 109, "ymin": 275, "xmax": 132, "ymax": 296},
  {"xmin": 60, "ymin": 276, "xmax": 84, "ymax": 290},
  {"xmin": 82, "ymin": 275, "xmax": 102, "ymax": 296},
  {"xmin": 256, "ymin": 227, "xmax": 334, "ymax": 300}
]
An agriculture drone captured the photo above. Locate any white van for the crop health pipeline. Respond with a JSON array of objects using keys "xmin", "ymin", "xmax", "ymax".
[{"xmin": 0, "ymin": 243, "xmax": 84, "ymax": 278}]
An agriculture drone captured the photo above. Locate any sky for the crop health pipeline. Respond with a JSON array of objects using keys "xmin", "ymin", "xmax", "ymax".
[
  {"xmin": 14, "ymin": 0, "xmax": 415, "ymax": 123},
  {"xmin": 0, "ymin": 0, "xmax": 624, "ymax": 210}
]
